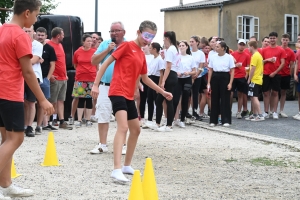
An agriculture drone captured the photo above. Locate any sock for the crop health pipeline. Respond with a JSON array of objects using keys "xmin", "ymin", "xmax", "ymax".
[
  {"xmin": 111, "ymin": 169, "xmax": 129, "ymax": 182},
  {"xmin": 53, "ymin": 114, "xmax": 57, "ymax": 120},
  {"xmin": 60, "ymin": 120, "xmax": 64, "ymax": 124},
  {"xmin": 101, "ymin": 144, "xmax": 107, "ymax": 147},
  {"xmin": 122, "ymin": 166, "xmax": 134, "ymax": 175}
]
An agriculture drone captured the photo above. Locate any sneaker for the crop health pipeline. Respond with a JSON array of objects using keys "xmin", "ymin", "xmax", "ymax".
[
  {"xmin": 251, "ymin": 116, "xmax": 265, "ymax": 122},
  {"xmin": 0, "ymin": 184, "xmax": 33, "ymax": 197},
  {"xmin": 193, "ymin": 113, "xmax": 203, "ymax": 121},
  {"xmin": 178, "ymin": 121, "xmax": 185, "ymax": 128},
  {"xmin": 279, "ymin": 112, "xmax": 288, "ymax": 118},
  {"xmin": 42, "ymin": 125, "xmax": 58, "ymax": 131},
  {"xmin": 90, "ymin": 143, "xmax": 108, "ymax": 154},
  {"xmin": 241, "ymin": 110, "xmax": 249, "ymax": 118},
  {"xmin": 111, "ymin": 169, "xmax": 129, "ymax": 184},
  {"xmin": 245, "ymin": 115, "xmax": 255, "ymax": 120},
  {"xmin": 68, "ymin": 117, "xmax": 74, "ymax": 125},
  {"xmin": 86, "ymin": 121, "xmax": 93, "ymax": 127},
  {"xmin": 160, "ymin": 117, "xmax": 167, "ymax": 126},
  {"xmin": 262, "ymin": 112, "xmax": 269, "ymax": 119},
  {"xmin": 75, "ymin": 121, "xmax": 82, "ymax": 128},
  {"xmin": 209, "ymin": 123, "xmax": 216, "ymax": 127},
  {"xmin": 148, "ymin": 123, "xmax": 159, "ymax": 131},
  {"xmin": 293, "ymin": 113, "xmax": 300, "ymax": 120},
  {"xmin": 0, "ymin": 191, "xmax": 11, "ymax": 200},
  {"xmin": 236, "ymin": 112, "xmax": 242, "ymax": 119},
  {"xmin": 186, "ymin": 113, "xmax": 192, "ymax": 119},
  {"xmin": 122, "ymin": 145, "xmax": 127, "ymax": 155},
  {"xmin": 200, "ymin": 113, "xmax": 210, "ymax": 120},
  {"xmin": 145, "ymin": 120, "xmax": 154, "ymax": 128},
  {"xmin": 59, "ymin": 121, "xmax": 73, "ymax": 130},
  {"xmin": 81, "ymin": 118, "xmax": 86, "ymax": 124},
  {"xmin": 25, "ymin": 126, "xmax": 35, "ymax": 137},
  {"xmin": 223, "ymin": 123, "xmax": 230, "ymax": 127},
  {"xmin": 157, "ymin": 125, "xmax": 173, "ymax": 132},
  {"xmin": 110, "ymin": 114, "xmax": 115, "ymax": 122},
  {"xmin": 35, "ymin": 126, "xmax": 42, "ymax": 135},
  {"xmin": 52, "ymin": 119, "xmax": 59, "ymax": 126},
  {"xmin": 90, "ymin": 116, "xmax": 98, "ymax": 123},
  {"xmin": 139, "ymin": 119, "xmax": 145, "ymax": 127},
  {"xmin": 272, "ymin": 112, "xmax": 279, "ymax": 120}
]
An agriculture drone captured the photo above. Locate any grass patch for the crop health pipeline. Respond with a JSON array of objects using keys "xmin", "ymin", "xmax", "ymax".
[
  {"xmin": 250, "ymin": 157, "xmax": 300, "ymax": 168},
  {"xmin": 224, "ymin": 158, "xmax": 238, "ymax": 163}
]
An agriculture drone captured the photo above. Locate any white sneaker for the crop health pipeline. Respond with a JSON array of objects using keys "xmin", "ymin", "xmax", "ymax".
[
  {"xmin": 262, "ymin": 112, "xmax": 269, "ymax": 119},
  {"xmin": 236, "ymin": 112, "xmax": 242, "ymax": 119},
  {"xmin": 122, "ymin": 145, "xmax": 127, "ymax": 155},
  {"xmin": 0, "ymin": 191, "xmax": 11, "ymax": 200},
  {"xmin": 209, "ymin": 123, "xmax": 216, "ymax": 127},
  {"xmin": 148, "ymin": 123, "xmax": 159, "ymax": 131},
  {"xmin": 139, "ymin": 119, "xmax": 145, "ymax": 127},
  {"xmin": 279, "ymin": 112, "xmax": 288, "ymax": 118},
  {"xmin": 174, "ymin": 119, "xmax": 180, "ymax": 126},
  {"xmin": 111, "ymin": 169, "xmax": 129, "ymax": 184},
  {"xmin": 200, "ymin": 113, "xmax": 210, "ymax": 120},
  {"xmin": 90, "ymin": 116, "xmax": 98, "ymax": 122},
  {"xmin": 145, "ymin": 121, "xmax": 154, "ymax": 128},
  {"xmin": 110, "ymin": 114, "xmax": 115, "ymax": 122},
  {"xmin": 90, "ymin": 143, "xmax": 108, "ymax": 154},
  {"xmin": 0, "ymin": 184, "xmax": 33, "ymax": 198},
  {"xmin": 293, "ymin": 113, "xmax": 300, "ymax": 120},
  {"xmin": 75, "ymin": 121, "xmax": 82, "ymax": 128},
  {"xmin": 178, "ymin": 121, "xmax": 185, "ymax": 128},
  {"xmin": 160, "ymin": 117, "xmax": 167, "ymax": 126},
  {"xmin": 245, "ymin": 115, "xmax": 255, "ymax": 120},
  {"xmin": 157, "ymin": 125, "xmax": 173, "ymax": 132},
  {"xmin": 251, "ymin": 116, "xmax": 265, "ymax": 122},
  {"xmin": 272, "ymin": 112, "xmax": 279, "ymax": 120},
  {"xmin": 223, "ymin": 123, "xmax": 230, "ymax": 127}
]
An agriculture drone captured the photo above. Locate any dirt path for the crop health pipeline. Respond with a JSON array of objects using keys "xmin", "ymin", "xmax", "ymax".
[{"xmin": 11, "ymin": 122, "xmax": 300, "ymax": 200}]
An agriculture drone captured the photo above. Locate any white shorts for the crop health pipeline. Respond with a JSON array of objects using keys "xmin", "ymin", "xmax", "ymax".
[{"xmin": 95, "ymin": 84, "xmax": 112, "ymax": 123}]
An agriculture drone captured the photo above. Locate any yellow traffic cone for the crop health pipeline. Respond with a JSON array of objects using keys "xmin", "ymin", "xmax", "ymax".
[
  {"xmin": 41, "ymin": 132, "xmax": 61, "ymax": 166},
  {"xmin": 142, "ymin": 158, "xmax": 159, "ymax": 200},
  {"xmin": 11, "ymin": 159, "xmax": 21, "ymax": 178},
  {"xmin": 128, "ymin": 170, "xmax": 144, "ymax": 200}
]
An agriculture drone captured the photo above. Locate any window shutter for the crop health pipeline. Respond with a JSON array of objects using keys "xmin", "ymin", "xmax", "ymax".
[
  {"xmin": 237, "ymin": 15, "xmax": 243, "ymax": 40},
  {"xmin": 254, "ymin": 17, "xmax": 259, "ymax": 41}
]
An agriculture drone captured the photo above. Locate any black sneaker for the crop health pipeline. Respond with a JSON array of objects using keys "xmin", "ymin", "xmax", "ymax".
[
  {"xmin": 42, "ymin": 125, "xmax": 58, "ymax": 131},
  {"xmin": 35, "ymin": 126, "xmax": 42, "ymax": 135},
  {"xmin": 25, "ymin": 126, "xmax": 35, "ymax": 137},
  {"xmin": 52, "ymin": 119, "xmax": 59, "ymax": 126},
  {"xmin": 186, "ymin": 113, "xmax": 192, "ymax": 119},
  {"xmin": 241, "ymin": 110, "xmax": 250, "ymax": 118},
  {"xmin": 193, "ymin": 113, "xmax": 203, "ymax": 121}
]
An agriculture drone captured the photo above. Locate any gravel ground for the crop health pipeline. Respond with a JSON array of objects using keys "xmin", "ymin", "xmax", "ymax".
[{"xmin": 7, "ymin": 120, "xmax": 300, "ymax": 200}]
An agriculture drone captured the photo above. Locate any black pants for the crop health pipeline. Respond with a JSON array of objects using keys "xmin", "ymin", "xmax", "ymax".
[
  {"xmin": 156, "ymin": 70, "xmax": 178, "ymax": 126},
  {"xmin": 139, "ymin": 80, "xmax": 149, "ymax": 118},
  {"xmin": 210, "ymin": 72, "xmax": 231, "ymax": 124},
  {"xmin": 78, "ymin": 98, "xmax": 93, "ymax": 109},
  {"xmin": 173, "ymin": 77, "xmax": 192, "ymax": 122},
  {"xmin": 147, "ymin": 75, "xmax": 160, "ymax": 121},
  {"xmin": 192, "ymin": 77, "xmax": 201, "ymax": 115}
]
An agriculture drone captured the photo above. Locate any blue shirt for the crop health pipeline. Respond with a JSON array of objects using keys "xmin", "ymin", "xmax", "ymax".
[{"xmin": 94, "ymin": 38, "xmax": 125, "ymax": 83}]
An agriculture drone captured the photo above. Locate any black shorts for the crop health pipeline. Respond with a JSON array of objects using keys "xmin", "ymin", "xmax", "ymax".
[
  {"xmin": 262, "ymin": 74, "xmax": 281, "ymax": 92},
  {"xmin": 280, "ymin": 75, "xmax": 291, "ymax": 90},
  {"xmin": 199, "ymin": 76, "xmax": 208, "ymax": 93},
  {"xmin": 248, "ymin": 82, "xmax": 261, "ymax": 97},
  {"xmin": 24, "ymin": 80, "xmax": 39, "ymax": 102},
  {"xmin": 232, "ymin": 78, "xmax": 248, "ymax": 94},
  {"xmin": 109, "ymin": 96, "xmax": 138, "ymax": 120},
  {"xmin": 0, "ymin": 99, "xmax": 25, "ymax": 132}
]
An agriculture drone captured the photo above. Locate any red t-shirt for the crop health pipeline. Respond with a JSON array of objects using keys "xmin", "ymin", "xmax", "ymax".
[
  {"xmin": 47, "ymin": 40, "xmax": 67, "ymax": 80},
  {"xmin": 231, "ymin": 51, "xmax": 250, "ymax": 78},
  {"xmin": 278, "ymin": 47, "xmax": 296, "ymax": 76},
  {"xmin": 109, "ymin": 41, "xmax": 147, "ymax": 100},
  {"xmin": 73, "ymin": 47, "xmax": 97, "ymax": 81},
  {"xmin": 0, "ymin": 24, "xmax": 32, "ymax": 102},
  {"xmin": 262, "ymin": 46, "xmax": 286, "ymax": 75},
  {"xmin": 296, "ymin": 50, "xmax": 300, "ymax": 73}
]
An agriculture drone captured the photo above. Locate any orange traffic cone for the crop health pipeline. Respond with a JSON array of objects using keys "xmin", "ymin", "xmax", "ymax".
[
  {"xmin": 41, "ymin": 132, "xmax": 61, "ymax": 166},
  {"xmin": 142, "ymin": 158, "xmax": 158, "ymax": 200},
  {"xmin": 11, "ymin": 158, "xmax": 21, "ymax": 178},
  {"xmin": 128, "ymin": 170, "xmax": 144, "ymax": 200}
]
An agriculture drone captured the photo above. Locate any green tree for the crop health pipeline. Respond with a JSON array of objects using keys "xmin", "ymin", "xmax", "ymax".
[{"xmin": 0, "ymin": 0, "xmax": 59, "ymax": 24}]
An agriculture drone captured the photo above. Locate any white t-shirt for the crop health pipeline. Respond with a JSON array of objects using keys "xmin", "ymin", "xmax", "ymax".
[
  {"xmin": 191, "ymin": 50, "xmax": 205, "ymax": 78},
  {"xmin": 208, "ymin": 53, "xmax": 235, "ymax": 72},
  {"xmin": 148, "ymin": 55, "xmax": 164, "ymax": 76},
  {"xmin": 145, "ymin": 54, "xmax": 154, "ymax": 66},
  {"xmin": 165, "ymin": 45, "xmax": 180, "ymax": 72},
  {"xmin": 208, "ymin": 50, "xmax": 218, "ymax": 63},
  {"xmin": 32, "ymin": 40, "xmax": 43, "ymax": 83},
  {"xmin": 177, "ymin": 54, "xmax": 197, "ymax": 78}
]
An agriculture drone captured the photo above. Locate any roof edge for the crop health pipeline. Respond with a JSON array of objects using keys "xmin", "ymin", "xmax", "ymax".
[{"xmin": 161, "ymin": 4, "xmax": 222, "ymax": 12}]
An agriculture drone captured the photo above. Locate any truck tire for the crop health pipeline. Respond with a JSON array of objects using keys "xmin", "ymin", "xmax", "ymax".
[{"xmin": 286, "ymin": 77, "xmax": 296, "ymax": 101}]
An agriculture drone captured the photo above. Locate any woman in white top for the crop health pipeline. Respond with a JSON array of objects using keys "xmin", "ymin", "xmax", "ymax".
[
  {"xmin": 207, "ymin": 41, "xmax": 235, "ymax": 127},
  {"xmin": 173, "ymin": 41, "xmax": 196, "ymax": 127},
  {"xmin": 145, "ymin": 42, "xmax": 164, "ymax": 127},
  {"xmin": 190, "ymin": 36, "xmax": 206, "ymax": 120},
  {"xmin": 155, "ymin": 31, "xmax": 179, "ymax": 132}
]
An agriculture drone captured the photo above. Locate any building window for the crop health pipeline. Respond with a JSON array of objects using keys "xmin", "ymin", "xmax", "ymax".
[
  {"xmin": 237, "ymin": 15, "xmax": 259, "ymax": 41},
  {"xmin": 285, "ymin": 14, "xmax": 299, "ymax": 42}
]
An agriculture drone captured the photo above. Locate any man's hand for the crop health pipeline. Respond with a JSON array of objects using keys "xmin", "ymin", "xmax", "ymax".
[
  {"xmin": 162, "ymin": 91, "xmax": 173, "ymax": 101},
  {"xmin": 294, "ymin": 74, "xmax": 299, "ymax": 83},
  {"xmin": 50, "ymin": 75, "xmax": 57, "ymax": 83},
  {"xmin": 108, "ymin": 42, "xmax": 116, "ymax": 52},
  {"xmin": 227, "ymin": 83, "xmax": 232, "ymax": 91},
  {"xmin": 39, "ymin": 99, "xmax": 55, "ymax": 116},
  {"xmin": 91, "ymin": 84, "xmax": 99, "ymax": 99},
  {"xmin": 269, "ymin": 72, "xmax": 276, "ymax": 78},
  {"xmin": 39, "ymin": 58, "xmax": 44, "ymax": 64}
]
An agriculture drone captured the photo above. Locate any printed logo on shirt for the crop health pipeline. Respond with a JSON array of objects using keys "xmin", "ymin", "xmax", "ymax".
[{"xmin": 132, "ymin": 50, "xmax": 137, "ymax": 53}]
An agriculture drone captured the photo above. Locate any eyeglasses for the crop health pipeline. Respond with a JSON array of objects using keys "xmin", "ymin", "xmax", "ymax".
[{"xmin": 109, "ymin": 30, "xmax": 124, "ymax": 34}]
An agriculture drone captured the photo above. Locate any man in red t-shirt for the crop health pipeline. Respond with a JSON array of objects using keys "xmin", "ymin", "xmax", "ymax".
[
  {"xmin": 278, "ymin": 34, "xmax": 296, "ymax": 117},
  {"xmin": 261, "ymin": 32, "xmax": 286, "ymax": 119},
  {"xmin": 48, "ymin": 27, "xmax": 72, "ymax": 130},
  {"xmin": 231, "ymin": 39, "xmax": 250, "ymax": 118},
  {"xmin": 0, "ymin": 0, "xmax": 54, "ymax": 198},
  {"xmin": 294, "ymin": 49, "xmax": 300, "ymax": 120},
  {"xmin": 244, "ymin": 36, "xmax": 257, "ymax": 56}
]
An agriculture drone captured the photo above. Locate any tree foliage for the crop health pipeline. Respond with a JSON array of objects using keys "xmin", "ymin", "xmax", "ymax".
[{"xmin": 0, "ymin": 0, "xmax": 59, "ymax": 24}]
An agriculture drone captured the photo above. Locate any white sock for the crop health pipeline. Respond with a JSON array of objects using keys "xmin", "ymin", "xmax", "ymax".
[
  {"xmin": 111, "ymin": 169, "xmax": 129, "ymax": 182},
  {"xmin": 122, "ymin": 166, "xmax": 134, "ymax": 175},
  {"xmin": 101, "ymin": 144, "xmax": 107, "ymax": 147},
  {"xmin": 53, "ymin": 114, "xmax": 57, "ymax": 120}
]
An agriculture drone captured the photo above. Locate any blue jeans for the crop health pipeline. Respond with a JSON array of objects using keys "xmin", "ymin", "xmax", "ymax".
[
  {"xmin": 40, "ymin": 77, "xmax": 50, "ymax": 99},
  {"xmin": 297, "ymin": 73, "xmax": 300, "ymax": 93}
]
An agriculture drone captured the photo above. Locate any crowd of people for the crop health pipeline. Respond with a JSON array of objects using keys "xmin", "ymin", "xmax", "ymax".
[{"xmin": 1, "ymin": 0, "xmax": 300, "ymax": 198}]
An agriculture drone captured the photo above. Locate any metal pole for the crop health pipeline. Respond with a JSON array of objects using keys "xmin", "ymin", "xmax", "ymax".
[{"xmin": 95, "ymin": 0, "xmax": 98, "ymax": 31}]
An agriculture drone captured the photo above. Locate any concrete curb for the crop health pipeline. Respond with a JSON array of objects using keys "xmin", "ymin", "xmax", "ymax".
[{"xmin": 191, "ymin": 121, "xmax": 300, "ymax": 152}]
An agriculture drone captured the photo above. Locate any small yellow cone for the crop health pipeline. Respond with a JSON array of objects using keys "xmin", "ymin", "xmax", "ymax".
[
  {"xmin": 128, "ymin": 170, "xmax": 144, "ymax": 200},
  {"xmin": 11, "ymin": 159, "xmax": 21, "ymax": 178},
  {"xmin": 142, "ymin": 158, "xmax": 159, "ymax": 200},
  {"xmin": 41, "ymin": 132, "xmax": 61, "ymax": 166}
]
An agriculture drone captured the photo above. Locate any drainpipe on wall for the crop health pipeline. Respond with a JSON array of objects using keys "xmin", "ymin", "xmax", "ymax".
[
  {"xmin": 218, "ymin": 4, "xmax": 223, "ymax": 37},
  {"xmin": 179, "ymin": 0, "xmax": 183, "ymax": 6}
]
